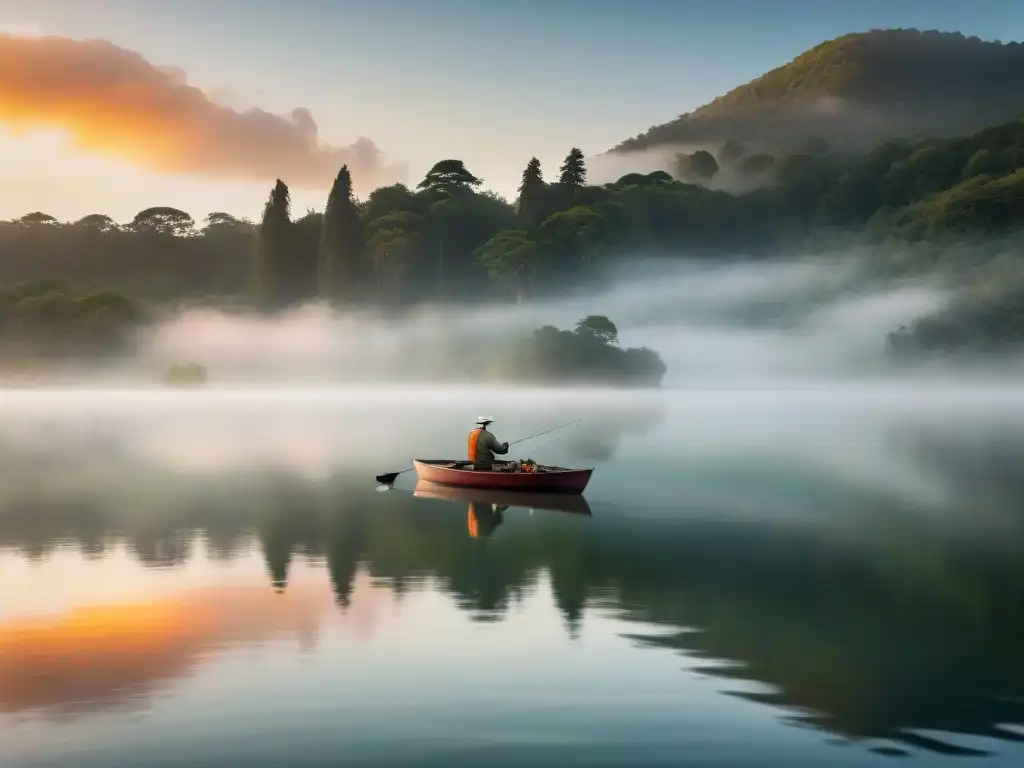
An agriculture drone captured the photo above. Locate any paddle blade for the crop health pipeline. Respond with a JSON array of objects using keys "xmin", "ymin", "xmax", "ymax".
[{"xmin": 376, "ymin": 472, "xmax": 400, "ymax": 485}]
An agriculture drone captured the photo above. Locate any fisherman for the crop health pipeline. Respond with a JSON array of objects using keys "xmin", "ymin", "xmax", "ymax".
[{"xmin": 468, "ymin": 416, "xmax": 509, "ymax": 470}]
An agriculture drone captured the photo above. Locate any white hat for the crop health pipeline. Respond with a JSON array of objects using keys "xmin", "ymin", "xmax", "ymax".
[{"xmin": 475, "ymin": 416, "xmax": 493, "ymax": 426}]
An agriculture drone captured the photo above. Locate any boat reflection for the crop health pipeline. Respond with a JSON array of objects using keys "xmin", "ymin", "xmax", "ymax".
[
  {"xmin": 414, "ymin": 480, "xmax": 592, "ymax": 539},
  {"xmin": 414, "ymin": 480, "xmax": 592, "ymax": 521}
]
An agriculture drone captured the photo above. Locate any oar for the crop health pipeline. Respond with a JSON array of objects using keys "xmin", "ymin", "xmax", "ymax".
[
  {"xmin": 375, "ymin": 418, "xmax": 583, "ymax": 486},
  {"xmin": 376, "ymin": 467, "xmax": 413, "ymax": 485}
]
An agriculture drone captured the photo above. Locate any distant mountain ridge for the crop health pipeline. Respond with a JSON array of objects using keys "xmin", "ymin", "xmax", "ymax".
[{"xmin": 610, "ymin": 29, "xmax": 1024, "ymax": 155}]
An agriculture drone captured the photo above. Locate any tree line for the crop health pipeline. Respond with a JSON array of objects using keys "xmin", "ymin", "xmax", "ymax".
[
  {"xmin": 4, "ymin": 122, "xmax": 1023, "ymax": 307},
  {"xmin": 4, "ymin": 119, "xmax": 1024, "ymax": 353}
]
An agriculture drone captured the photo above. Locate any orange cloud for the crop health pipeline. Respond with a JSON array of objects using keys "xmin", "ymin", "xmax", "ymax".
[{"xmin": 0, "ymin": 34, "xmax": 407, "ymax": 192}]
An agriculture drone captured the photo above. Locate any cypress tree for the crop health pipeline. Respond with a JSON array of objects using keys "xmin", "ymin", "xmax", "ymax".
[
  {"xmin": 318, "ymin": 165, "xmax": 363, "ymax": 303},
  {"xmin": 517, "ymin": 157, "xmax": 546, "ymax": 229},
  {"xmin": 251, "ymin": 179, "xmax": 292, "ymax": 308}
]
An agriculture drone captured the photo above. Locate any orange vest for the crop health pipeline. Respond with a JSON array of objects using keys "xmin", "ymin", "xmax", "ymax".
[{"xmin": 468, "ymin": 428, "xmax": 483, "ymax": 462}]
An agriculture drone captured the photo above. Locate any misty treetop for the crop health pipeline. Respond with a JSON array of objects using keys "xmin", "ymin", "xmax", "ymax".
[
  {"xmin": 490, "ymin": 315, "xmax": 667, "ymax": 388},
  {"xmin": 0, "ymin": 279, "xmax": 142, "ymax": 370},
  {"xmin": 888, "ymin": 280, "xmax": 1024, "ymax": 359}
]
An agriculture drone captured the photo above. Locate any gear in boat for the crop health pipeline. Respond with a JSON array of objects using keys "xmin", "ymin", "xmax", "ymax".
[{"xmin": 440, "ymin": 458, "xmax": 546, "ymax": 473}]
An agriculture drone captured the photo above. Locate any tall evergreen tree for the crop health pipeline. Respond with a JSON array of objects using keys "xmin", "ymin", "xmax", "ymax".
[
  {"xmin": 251, "ymin": 179, "xmax": 293, "ymax": 308},
  {"xmin": 318, "ymin": 165, "xmax": 363, "ymax": 303},
  {"xmin": 558, "ymin": 148, "xmax": 587, "ymax": 187},
  {"xmin": 517, "ymin": 157, "xmax": 546, "ymax": 229}
]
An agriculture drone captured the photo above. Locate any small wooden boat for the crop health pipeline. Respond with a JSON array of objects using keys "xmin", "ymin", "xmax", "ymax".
[
  {"xmin": 413, "ymin": 480, "xmax": 593, "ymax": 516},
  {"xmin": 412, "ymin": 459, "xmax": 593, "ymax": 493}
]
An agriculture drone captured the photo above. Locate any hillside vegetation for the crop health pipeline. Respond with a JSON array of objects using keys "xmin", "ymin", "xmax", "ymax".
[
  {"xmin": 7, "ymin": 63, "xmax": 1024, "ymax": 366},
  {"xmin": 612, "ymin": 29, "xmax": 1024, "ymax": 155}
]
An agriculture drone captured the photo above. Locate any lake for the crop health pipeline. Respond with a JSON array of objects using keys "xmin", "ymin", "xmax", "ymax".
[{"xmin": 2, "ymin": 386, "xmax": 1023, "ymax": 767}]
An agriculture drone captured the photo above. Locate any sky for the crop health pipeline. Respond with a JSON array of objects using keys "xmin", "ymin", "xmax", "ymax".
[{"xmin": 1, "ymin": 0, "xmax": 1023, "ymax": 224}]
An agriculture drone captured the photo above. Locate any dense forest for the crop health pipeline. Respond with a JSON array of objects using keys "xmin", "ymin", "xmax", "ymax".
[
  {"xmin": 6, "ymin": 118, "xmax": 1024, "ymax": 308},
  {"xmin": 6, "ymin": 34, "xmax": 1024, "ymax": 365}
]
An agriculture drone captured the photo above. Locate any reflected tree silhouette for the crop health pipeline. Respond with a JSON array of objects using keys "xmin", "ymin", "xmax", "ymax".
[
  {"xmin": 2, "ymin": 436, "xmax": 1024, "ymax": 759},
  {"xmin": 132, "ymin": 526, "xmax": 194, "ymax": 569},
  {"xmin": 325, "ymin": 507, "xmax": 363, "ymax": 610}
]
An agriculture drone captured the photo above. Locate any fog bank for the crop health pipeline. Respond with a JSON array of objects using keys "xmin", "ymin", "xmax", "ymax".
[{"xmin": 137, "ymin": 256, "xmax": 954, "ymax": 387}]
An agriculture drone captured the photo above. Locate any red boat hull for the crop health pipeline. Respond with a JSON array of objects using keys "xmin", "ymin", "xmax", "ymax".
[{"xmin": 413, "ymin": 459, "xmax": 592, "ymax": 493}]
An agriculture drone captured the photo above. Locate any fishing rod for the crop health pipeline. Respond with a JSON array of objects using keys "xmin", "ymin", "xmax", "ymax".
[
  {"xmin": 507, "ymin": 418, "xmax": 583, "ymax": 447},
  {"xmin": 513, "ymin": 422, "xmax": 583, "ymax": 457},
  {"xmin": 375, "ymin": 418, "xmax": 584, "ymax": 486}
]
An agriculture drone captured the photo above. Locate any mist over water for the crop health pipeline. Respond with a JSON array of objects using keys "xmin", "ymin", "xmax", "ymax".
[
  {"xmin": 6, "ymin": 253, "xmax": 1024, "ymax": 767},
  {"xmin": 130, "ymin": 256, "xmax": 958, "ymax": 387},
  {"xmin": 5, "ymin": 249, "xmax": 1022, "ymax": 516},
  {"xmin": 3, "ymin": 384, "xmax": 1024, "ymax": 521},
  {"xmin": 3, "ymin": 247, "xmax": 1023, "ymax": 539},
  {"xmin": 3, "ymin": 387, "xmax": 1024, "ymax": 766}
]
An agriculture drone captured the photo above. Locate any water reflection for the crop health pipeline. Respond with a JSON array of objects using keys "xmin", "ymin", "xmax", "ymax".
[
  {"xmin": 1, "ymin": 406, "xmax": 1024, "ymax": 763},
  {"xmin": 413, "ymin": 480, "xmax": 594, "ymax": 538},
  {"xmin": 0, "ymin": 584, "xmax": 326, "ymax": 719}
]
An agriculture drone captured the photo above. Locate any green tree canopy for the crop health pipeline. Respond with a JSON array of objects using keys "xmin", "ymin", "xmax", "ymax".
[
  {"xmin": 476, "ymin": 229, "xmax": 541, "ymax": 299},
  {"xmin": 575, "ymin": 315, "xmax": 619, "ymax": 345},
  {"xmin": 492, "ymin": 315, "xmax": 665, "ymax": 386},
  {"xmin": 366, "ymin": 225, "xmax": 423, "ymax": 303},
  {"xmin": 131, "ymin": 207, "xmax": 195, "ymax": 237},
  {"xmin": 17, "ymin": 212, "xmax": 58, "ymax": 227},
  {"xmin": 417, "ymin": 159, "xmax": 482, "ymax": 195},
  {"xmin": 203, "ymin": 212, "xmax": 247, "ymax": 232},
  {"xmin": 559, "ymin": 148, "xmax": 587, "ymax": 187},
  {"xmin": 74, "ymin": 214, "xmax": 118, "ymax": 232},
  {"xmin": 363, "ymin": 183, "xmax": 418, "ymax": 221},
  {"xmin": 517, "ymin": 157, "xmax": 546, "ymax": 229},
  {"xmin": 674, "ymin": 150, "xmax": 720, "ymax": 181}
]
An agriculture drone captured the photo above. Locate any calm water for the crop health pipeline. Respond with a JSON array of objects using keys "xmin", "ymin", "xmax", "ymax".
[{"xmin": 2, "ymin": 386, "xmax": 1024, "ymax": 767}]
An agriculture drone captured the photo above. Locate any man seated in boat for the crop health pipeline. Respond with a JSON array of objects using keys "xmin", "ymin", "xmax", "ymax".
[{"xmin": 468, "ymin": 417, "xmax": 509, "ymax": 470}]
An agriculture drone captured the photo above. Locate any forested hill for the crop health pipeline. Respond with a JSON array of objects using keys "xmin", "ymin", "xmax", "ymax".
[{"xmin": 611, "ymin": 29, "xmax": 1024, "ymax": 156}]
